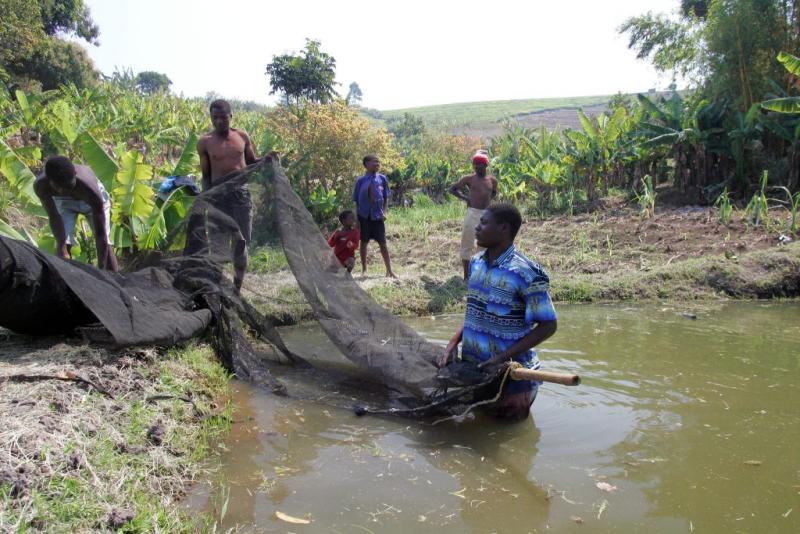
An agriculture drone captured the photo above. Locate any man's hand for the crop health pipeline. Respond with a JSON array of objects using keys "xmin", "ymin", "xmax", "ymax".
[
  {"xmin": 477, "ymin": 352, "xmax": 509, "ymax": 369},
  {"xmin": 437, "ymin": 340, "xmax": 459, "ymax": 368}
]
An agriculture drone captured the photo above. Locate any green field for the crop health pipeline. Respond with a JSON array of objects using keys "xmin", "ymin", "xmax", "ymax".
[{"xmin": 377, "ymin": 94, "xmax": 613, "ymax": 137}]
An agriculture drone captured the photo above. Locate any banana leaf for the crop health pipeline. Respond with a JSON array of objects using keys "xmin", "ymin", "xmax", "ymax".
[
  {"xmin": 0, "ymin": 139, "xmax": 41, "ymax": 206},
  {"xmin": 112, "ymin": 150, "xmax": 154, "ymax": 244},
  {"xmin": 761, "ymin": 97, "xmax": 800, "ymax": 114},
  {"xmin": 778, "ymin": 51, "xmax": 800, "ymax": 77},
  {"xmin": 172, "ymin": 132, "xmax": 199, "ymax": 176},
  {"xmin": 76, "ymin": 131, "xmax": 118, "ymax": 189},
  {"xmin": 578, "ymin": 109, "xmax": 597, "ymax": 139},
  {"xmin": 0, "ymin": 218, "xmax": 29, "ymax": 242}
]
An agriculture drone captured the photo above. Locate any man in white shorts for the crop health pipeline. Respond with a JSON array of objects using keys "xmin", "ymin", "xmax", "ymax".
[
  {"xmin": 448, "ymin": 151, "xmax": 497, "ymax": 279},
  {"xmin": 34, "ymin": 156, "xmax": 118, "ymax": 271}
]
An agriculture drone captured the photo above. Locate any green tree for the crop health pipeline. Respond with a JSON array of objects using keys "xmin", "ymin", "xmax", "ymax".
[
  {"xmin": 0, "ymin": 0, "xmax": 99, "ymax": 90},
  {"xmin": 135, "ymin": 71, "xmax": 172, "ymax": 94},
  {"xmin": 265, "ymin": 39, "xmax": 337, "ymax": 104},
  {"xmin": 346, "ymin": 82, "xmax": 363, "ymax": 105},
  {"xmin": 620, "ymin": 0, "xmax": 793, "ymax": 111},
  {"xmin": 0, "ymin": 0, "xmax": 45, "ymax": 84},
  {"xmin": 387, "ymin": 113, "xmax": 426, "ymax": 150}
]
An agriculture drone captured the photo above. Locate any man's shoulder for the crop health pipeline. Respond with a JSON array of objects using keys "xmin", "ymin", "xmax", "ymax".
[
  {"xmin": 33, "ymin": 174, "xmax": 48, "ymax": 193},
  {"xmin": 230, "ymin": 128, "xmax": 251, "ymax": 141},
  {"xmin": 506, "ymin": 249, "xmax": 550, "ymax": 284}
]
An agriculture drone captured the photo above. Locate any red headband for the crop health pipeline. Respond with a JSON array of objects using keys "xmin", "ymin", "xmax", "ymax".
[{"xmin": 472, "ymin": 154, "xmax": 489, "ymax": 166}]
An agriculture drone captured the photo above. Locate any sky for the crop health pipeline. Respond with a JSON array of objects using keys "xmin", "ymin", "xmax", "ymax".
[{"xmin": 80, "ymin": 0, "xmax": 679, "ymax": 110}]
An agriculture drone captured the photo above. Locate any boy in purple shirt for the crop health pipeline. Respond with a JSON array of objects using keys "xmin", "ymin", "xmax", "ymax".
[{"xmin": 352, "ymin": 155, "xmax": 396, "ymax": 278}]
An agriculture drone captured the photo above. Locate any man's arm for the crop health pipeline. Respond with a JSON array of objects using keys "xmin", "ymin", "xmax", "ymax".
[
  {"xmin": 438, "ymin": 326, "xmax": 464, "ymax": 367},
  {"xmin": 448, "ymin": 175, "xmax": 471, "ymax": 203},
  {"xmin": 382, "ymin": 176, "xmax": 390, "ymax": 214},
  {"xmin": 198, "ymin": 137, "xmax": 212, "ymax": 191},
  {"xmin": 34, "ymin": 181, "xmax": 69, "ymax": 259},
  {"xmin": 352, "ymin": 179, "xmax": 360, "ymax": 212},
  {"xmin": 478, "ymin": 320, "xmax": 557, "ymax": 368},
  {"xmin": 241, "ymin": 131, "xmax": 258, "ymax": 165},
  {"xmin": 491, "ymin": 176, "xmax": 498, "ymax": 198}
]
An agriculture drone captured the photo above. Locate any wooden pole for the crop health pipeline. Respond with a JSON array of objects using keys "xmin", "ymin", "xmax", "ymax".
[{"xmin": 509, "ymin": 365, "xmax": 581, "ymax": 386}]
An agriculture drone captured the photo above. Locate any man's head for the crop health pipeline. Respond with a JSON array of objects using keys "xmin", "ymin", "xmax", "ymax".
[
  {"xmin": 363, "ymin": 155, "xmax": 381, "ymax": 173},
  {"xmin": 44, "ymin": 156, "xmax": 77, "ymax": 194},
  {"xmin": 475, "ymin": 202, "xmax": 522, "ymax": 249},
  {"xmin": 209, "ymin": 99, "xmax": 232, "ymax": 134},
  {"xmin": 472, "ymin": 151, "xmax": 489, "ymax": 176},
  {"xmin": 339, "ymin": 209, "xmax": 356, "ymax": 229}
]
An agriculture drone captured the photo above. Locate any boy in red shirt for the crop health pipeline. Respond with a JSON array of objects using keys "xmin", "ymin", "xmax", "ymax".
[{"xmin": 327, "ymin": 210, "xmax": 360, "ymax": 272}]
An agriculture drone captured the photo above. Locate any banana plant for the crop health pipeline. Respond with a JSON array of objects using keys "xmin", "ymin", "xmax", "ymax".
[
  {"xmin": 761, "ymin": 52, "xmax": 800, "ymax": 114},
  {"xmin": 112, "ymin": 149, "xmax": 155, "ymax": 249},
  {"xmin": 0, "ymin": 139, "xmax": 41, "ymax": 208}
]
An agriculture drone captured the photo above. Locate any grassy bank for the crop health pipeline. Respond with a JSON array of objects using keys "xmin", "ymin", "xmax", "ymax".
[
  {"xmin": 0, "ymin": 340, "xmax": 230, "ymax": 532},
  {"xmin": 246, "ymin": 197, "xmax": 800, "ymax": 322}
]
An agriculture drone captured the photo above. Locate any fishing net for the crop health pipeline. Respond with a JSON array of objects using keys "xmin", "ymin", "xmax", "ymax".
[{"xmin": 0, "ymin": 159, "xmax": 507, "ymax": 418}]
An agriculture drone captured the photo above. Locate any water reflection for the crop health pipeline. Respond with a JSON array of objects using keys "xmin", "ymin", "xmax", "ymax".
[{"xmin": 209, "ymin": 383, "xmax": 551, "ymax": 532}]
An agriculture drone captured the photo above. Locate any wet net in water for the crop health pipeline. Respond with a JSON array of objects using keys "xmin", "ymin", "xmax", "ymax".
[{"xmin": 0, "ymin": 160, "xmax": 506, "ymax": 419}]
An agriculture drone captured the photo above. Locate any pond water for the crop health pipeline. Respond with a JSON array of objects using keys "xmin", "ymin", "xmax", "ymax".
[{"xmin": 188, "ymin": 302, "xmax": 800, "ymax": 533}]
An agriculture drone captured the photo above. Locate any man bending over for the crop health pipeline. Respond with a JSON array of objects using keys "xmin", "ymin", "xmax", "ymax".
[{"xmin": 34, "ymin": 156, "xmax": 118, "ymax": 271}]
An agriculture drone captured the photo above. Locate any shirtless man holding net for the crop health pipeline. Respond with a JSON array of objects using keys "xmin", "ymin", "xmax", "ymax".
[{"xmin": 197, "ymin": 99, "xmax": 275, "ymax": 292}]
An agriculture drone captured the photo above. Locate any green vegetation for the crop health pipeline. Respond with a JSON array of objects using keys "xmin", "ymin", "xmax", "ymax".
[
  {"xmin": 0, "ymin": 0, "xmax": 99, "ymax": 91},
  {"xmin": 380, "ymin": 94, "xmax": 611, "ymax": 127},
  {"xmin": 0, "ymin": 343, "xmax": 231, "ymax": 532}
]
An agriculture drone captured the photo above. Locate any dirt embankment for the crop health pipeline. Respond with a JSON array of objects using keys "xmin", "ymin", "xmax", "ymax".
[
  {"xmin": 0, "ymin": 338, "xmax": 230, "ymax": 532},
  {"xmin": 246, "ymin": 202, "xmax": 800, "ymax": 321}
]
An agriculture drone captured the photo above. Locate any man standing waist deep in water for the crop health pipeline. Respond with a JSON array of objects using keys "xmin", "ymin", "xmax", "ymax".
[
  {"xmin": 449, "ymin": 151, "xmax": 497, "ymax": 280},
  {"xmin": 438, "ymin": 203, "xmax": 557, "ymax": 420},
  {"xmin": 197, "ymin": 99, "xmax": 275, "ymax": 292}
]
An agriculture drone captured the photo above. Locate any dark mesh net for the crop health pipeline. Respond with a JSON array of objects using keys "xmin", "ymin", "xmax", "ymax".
[{"xmin": 0, "ymin": 160, "xmax": 505, "ymax": 418}]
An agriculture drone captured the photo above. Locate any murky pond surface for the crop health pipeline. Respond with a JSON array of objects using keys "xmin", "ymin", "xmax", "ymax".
[{"xmin": 189, "ymin": 302, "xmax": 800, "ymax": 533}]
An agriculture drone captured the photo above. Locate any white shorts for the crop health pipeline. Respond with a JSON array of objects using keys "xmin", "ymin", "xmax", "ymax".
[
  {"xmin": 460, "ymin": 207, "xmax": 485, "ymax": 260},
  {"xmin": 53, "ymin": 183, "xmax": 112, "ymax": 245}
]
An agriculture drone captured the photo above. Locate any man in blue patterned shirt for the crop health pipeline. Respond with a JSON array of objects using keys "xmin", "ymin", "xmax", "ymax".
[{"xmin": 438, "ymin": 203, "xmax": 557, "ymax": 420}]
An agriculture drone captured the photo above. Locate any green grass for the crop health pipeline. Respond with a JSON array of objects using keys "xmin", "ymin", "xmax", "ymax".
[
  {"xmin": 381, "ymin": 94, "xmax": 612, "ymax": 127},
  {"xmin": 1, "ymin": 344, "xmax": 231, "ymax": 532}
]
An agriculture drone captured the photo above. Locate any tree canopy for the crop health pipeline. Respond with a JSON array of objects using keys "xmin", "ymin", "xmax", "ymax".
[
  {"xmin": 265, "ymin": 39, "xmax": 337, "ymax": 104},
  {"xmin": 0, "ymin": 0, "xmax": 99, "ymax": 90},
  {"xmin": 135, "ymin": 71, "xmax": 172, "ymax": 95},
  {"xmin": 620, "ymin": 0, "xmax": 799, "ymax": 110},
  {"xmin": 346, "ymin": 82, "xmax": 363, "ymax": 105}
]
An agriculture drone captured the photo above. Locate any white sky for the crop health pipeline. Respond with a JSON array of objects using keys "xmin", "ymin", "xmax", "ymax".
[{"xmin": 81, "ymin": 0, "xmax": 679, "ymax": 110}]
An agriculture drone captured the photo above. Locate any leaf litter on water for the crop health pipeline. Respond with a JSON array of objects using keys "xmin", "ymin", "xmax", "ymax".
[
  {"xmin": 596, "ymin": 482, "xmax": 618, "ymax": 493},
  {"xmin": 274, "ymin": 510, "xmax": 311, "ymax": 524}
]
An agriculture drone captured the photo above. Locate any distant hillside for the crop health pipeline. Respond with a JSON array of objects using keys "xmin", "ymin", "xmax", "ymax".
[{"xmin": 377, "ymin": 94, "xmax": 615, "ymax": 138}]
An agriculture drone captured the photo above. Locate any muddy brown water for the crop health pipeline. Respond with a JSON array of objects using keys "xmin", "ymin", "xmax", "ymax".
[{"xmin": 188, "ymin": 302, "xmax": 800, "ymax": 533}]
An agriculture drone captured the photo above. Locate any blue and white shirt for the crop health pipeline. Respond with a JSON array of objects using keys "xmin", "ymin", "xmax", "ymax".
[{"xmin": 462, "ymin": 244, "xmax": 557, "ymax": 393}]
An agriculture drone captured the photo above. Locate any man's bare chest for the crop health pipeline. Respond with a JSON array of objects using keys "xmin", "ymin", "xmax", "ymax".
[
  {"xmin": 207, "ymin": 136, "xmax": 246, "ymax": 162},
  {"xmin": 468, "ymin": 177, "xmax": 494, "ymax": 194}
]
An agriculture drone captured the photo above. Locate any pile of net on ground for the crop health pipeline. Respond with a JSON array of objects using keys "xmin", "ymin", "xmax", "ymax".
[{"xmin": 0, "ymin": 160, "xmax": 507, "ymax": 419}]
